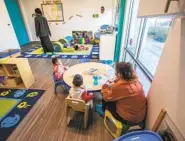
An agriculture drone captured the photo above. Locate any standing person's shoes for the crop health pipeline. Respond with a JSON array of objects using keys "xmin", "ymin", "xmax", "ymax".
[
  {"xmin": 42, "ymin": 53, "xmax": 48, "ymax": 57},
  {"xmin": 52, "ymin": 52, "xmax": 56, "ymax": 55}
]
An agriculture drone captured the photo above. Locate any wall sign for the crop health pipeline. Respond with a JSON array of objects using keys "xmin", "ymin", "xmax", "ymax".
[{"xmin": 41, "ymin": 3, "xmax": 64, "ymax": 22}]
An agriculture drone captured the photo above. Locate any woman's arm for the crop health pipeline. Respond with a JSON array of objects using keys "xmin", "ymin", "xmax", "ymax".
[
  {"xmin": 101, "ymin": 84, "xmax": 116, "ymax": 102},
  {"xmin": 101, "ymin": 82, "xmax": 137, "ymax": 102}
]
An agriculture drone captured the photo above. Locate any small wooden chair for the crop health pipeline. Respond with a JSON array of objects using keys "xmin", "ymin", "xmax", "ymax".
[{"xmin": 65, "ymin": 97, "xmax": 90, "ymax": 129}]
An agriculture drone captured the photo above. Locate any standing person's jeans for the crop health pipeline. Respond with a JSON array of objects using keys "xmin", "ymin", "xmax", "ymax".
[{"xmin": 40, "ymin": 35, "xmax": 54, "ymax": 53}]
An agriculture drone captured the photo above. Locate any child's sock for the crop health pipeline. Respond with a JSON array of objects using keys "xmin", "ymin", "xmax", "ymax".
[
  {"xmin": 95, "ymin": 104, "xmax": 102, "ymax": 110},
  {"xmin": 96, "ymin": 106, "xmax": 105, "ymax": 117}
]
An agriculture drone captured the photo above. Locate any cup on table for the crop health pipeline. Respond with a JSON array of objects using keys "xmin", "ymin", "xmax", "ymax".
[{"xmin": 93, "ymin": 75, "xmax": 99, "ymax": 86}]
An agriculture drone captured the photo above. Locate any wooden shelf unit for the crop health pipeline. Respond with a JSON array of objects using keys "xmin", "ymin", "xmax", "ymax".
[{"xmin": 0, "ymin": 58, "xmax": 35, "ymax": 89}]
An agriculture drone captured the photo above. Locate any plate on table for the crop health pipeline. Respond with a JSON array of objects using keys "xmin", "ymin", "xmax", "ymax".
[{"xmin": 88, "ymin": 68, "xmax": 98, "ymax": 75}]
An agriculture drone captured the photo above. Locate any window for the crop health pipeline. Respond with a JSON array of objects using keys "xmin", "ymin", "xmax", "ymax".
[
  {"xmin": 135, "ymin": 65, "xmax": 151, "ymax": 96},
  {"xmin": 138, "ymin": 18, "xmax": 173, "ymax": 75},
  {"xmin": 125, "ymin": 52, "xmax": 134, "ymax": 65},
  {"xmin": 125, "ymin": 0, "xmax": 141, "ymax": 55},
  {"xmin": 120, "ymin": 0, "xmax": 173, "ymax": 96}
]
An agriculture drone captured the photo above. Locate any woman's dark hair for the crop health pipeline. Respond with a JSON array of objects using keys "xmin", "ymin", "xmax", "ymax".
[
  {"xmin": 116, "ymin": 62, "xmax": 134, "ymax": 81},
  {"xmin": 52, "ymin": 57, "xmax": 58, "ymax": 65},
  {"xmin": 73, "ymin": 74, "xmax": 83, "ymax": 87},
  {"xmin": 35, "ymin": 8, "xmax": 43, "ymax": 15}
]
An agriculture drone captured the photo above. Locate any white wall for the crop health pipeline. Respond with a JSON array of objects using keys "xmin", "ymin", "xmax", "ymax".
[
  {"xmin": 0, "ymin": 0, "xmax": 20, "ymax": 52},
  {"xmin": 138, "ymin": 0, "xmax": 181, "ymax": 17},
  {"xmin": 19, "ymin": 0, "xmax": 114, "ymax": 41},
  {"xmin": 146, "ymin": 17, "xmax": 185, "ymax": 138}
]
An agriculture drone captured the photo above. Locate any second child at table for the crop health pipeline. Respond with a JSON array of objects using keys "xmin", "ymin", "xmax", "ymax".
[{"xmin": 69, "ymin": 74, "xmax": 94, "ymax": 108}]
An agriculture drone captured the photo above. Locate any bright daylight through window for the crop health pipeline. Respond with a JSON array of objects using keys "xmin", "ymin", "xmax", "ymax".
[{"xmin": 122, "ymin": 0, "xmax": 173, "ymax": 95}]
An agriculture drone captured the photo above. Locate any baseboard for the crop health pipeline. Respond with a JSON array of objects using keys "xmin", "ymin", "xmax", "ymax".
[
  {"xmin": 30, "ymin": 41, "xmax": 56, "ymax": 43},
  {"xmin": 30, "ymin": 41, "xmax": 41, "ymax": 44}
]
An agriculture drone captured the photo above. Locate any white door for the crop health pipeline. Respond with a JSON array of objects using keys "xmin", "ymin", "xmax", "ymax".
[
  {"xmin": 138, "ymin": 0, "xmax": 185, "ymax": 17},
  {"xmin": 0, "ymin": 0, "xmax": 20, "ymax": 52}
]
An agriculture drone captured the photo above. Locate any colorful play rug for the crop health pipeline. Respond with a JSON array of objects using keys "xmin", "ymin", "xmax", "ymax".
[
  {"xmin": 0, "ymin": 89, "xmax": 45, "ymax": 141},
  {"xmin": 18, "ymin": 45, "xmax": 99, "ymax": 59}
]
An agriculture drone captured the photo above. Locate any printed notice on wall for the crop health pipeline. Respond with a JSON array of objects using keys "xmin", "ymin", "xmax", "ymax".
[{"xmin": 41, "ymin": 3, "xmax": 64, "ymax": 22}]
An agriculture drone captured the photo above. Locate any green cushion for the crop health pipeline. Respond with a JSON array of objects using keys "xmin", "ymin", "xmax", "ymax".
[
  {"xmin": 53, "ymin": 42, "xmax": 63, "ymax": 52},
  {"xmin": 72, "ymin": 33, "xmax": 78, "ymax": 39},
  {"xmin": 63, "ymin": 48, "xmax": 75, "ymax": 53},
  {"xmin": 58, "ymin": 38, "xmax": 69, "ymax": 44},
  {"xmin": 78, "ymin": 38, "xmax": 84, "ymax": 44}
]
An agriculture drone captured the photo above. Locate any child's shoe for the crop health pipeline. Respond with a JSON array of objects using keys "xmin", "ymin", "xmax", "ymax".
[{"xmin": 95, "ymin": 104, "xmax": 104, "ymax": 117}]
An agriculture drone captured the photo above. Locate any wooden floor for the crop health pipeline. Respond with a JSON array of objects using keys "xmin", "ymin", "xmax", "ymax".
[{"xmin": 8, "ymin": 59, "xmax": 113, "ymax": 141}]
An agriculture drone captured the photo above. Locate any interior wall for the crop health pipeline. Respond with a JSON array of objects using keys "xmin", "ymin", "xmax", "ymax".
[
  {"xmin": 19, "ymin": 0, "xmax": 114, "ymax": 41},
  {"xmin": 0, "ymin": 0, "xmax": 20, "ymax": 52},
  {"xmin": 146, "ymin": 17, "xmax": 185, "ymax": 138}
]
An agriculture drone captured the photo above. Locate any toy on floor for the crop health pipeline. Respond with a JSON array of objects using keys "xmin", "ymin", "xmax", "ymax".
[
  {"xmin": 78, "ymin": 38, "xmax": 85, "ymax": 44},
  {"xmin": 59, "ymin": 38, "xmax": 69, "ymax": 45},
  {"xmin": 73, "ymin": 45, "xmax": 89, "ymax": 51},
  {"xmin": 65, "ymin": 36, "xmax": 74, "ymax": 46},
  {"xmin": 53, "ymin": 42, "xmax": 74, "ymax": 53},
  {"xmin": 90, "ymin": 32, "xmax": 100, "ymax": 45},
  {"xmin": 72, "ymin": 31, "xmax": 92, "ymax": 45}
]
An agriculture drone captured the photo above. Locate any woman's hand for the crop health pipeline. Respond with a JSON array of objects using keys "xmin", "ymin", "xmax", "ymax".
[{"xmin": 103, "ymin": 83, "xmax": 112, "ymax": 88}]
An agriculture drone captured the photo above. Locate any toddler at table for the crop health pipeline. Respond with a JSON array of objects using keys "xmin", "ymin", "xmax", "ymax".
[
  {"xmin": 69, "ymin": 74, "xmax": 93, "ymax": 108},
  {"xmin": 52, "ymin": 57, "xmax": 68, "ymax": 80}
]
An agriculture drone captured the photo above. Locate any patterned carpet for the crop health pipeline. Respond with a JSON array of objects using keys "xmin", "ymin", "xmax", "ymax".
[
  {"xmin": 0, "ymin": 89, "xmax": 45, "ymax": 141},
  {"xmin": 18, "ymin": 45, "xmax": 99, "ymax": 59}
]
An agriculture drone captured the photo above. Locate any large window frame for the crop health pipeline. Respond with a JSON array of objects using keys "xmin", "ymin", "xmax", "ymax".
[{"xmin": 121, "ymin": 0, "xmax": 173, "ymax": 95}]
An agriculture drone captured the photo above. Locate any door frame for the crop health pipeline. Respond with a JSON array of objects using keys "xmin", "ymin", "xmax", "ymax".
[
  {"xmin": 17, "ymin": 0, "xmax": 31, "ymax": 42},
  {"xmin": 5, "ymin": 0, "xmax": 31, "ymax": 45}
]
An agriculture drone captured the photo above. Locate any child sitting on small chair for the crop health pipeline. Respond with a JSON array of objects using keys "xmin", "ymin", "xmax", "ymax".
[
  {"xmin": 69, "ymin": 74, "xmax": 93, "ymax": 107},
  {"xmin": 52, "ymin": 57, "xmax": 68, "ymax": 80}
]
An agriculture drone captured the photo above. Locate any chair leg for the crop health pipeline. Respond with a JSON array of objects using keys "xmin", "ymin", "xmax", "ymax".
[
  {"xmin": 66, "ymin": 105, "xmax": 71, "ymax": 125},
  {"xmin": 84, "ymin": 106, "xmax": 89, "ymax": 129},
  {"xmin": 54, "ymin": 84, "xmax": 57, "ymax": 94}
]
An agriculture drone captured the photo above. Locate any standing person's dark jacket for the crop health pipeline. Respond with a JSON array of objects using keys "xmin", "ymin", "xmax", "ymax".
[{"xmin": 34, "ymin": 15, "xmax": 51, "ymax": 37}]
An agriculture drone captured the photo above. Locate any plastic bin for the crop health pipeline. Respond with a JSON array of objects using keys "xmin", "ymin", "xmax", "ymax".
[{"xmin": 114, "ymin": 131, "xmax": 162, "ymax": 141}]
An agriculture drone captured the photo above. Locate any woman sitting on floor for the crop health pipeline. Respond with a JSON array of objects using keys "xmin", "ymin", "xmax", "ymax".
[{"xmin": 96, "ymin": 62, "xmax": 147, "ymax": 125}]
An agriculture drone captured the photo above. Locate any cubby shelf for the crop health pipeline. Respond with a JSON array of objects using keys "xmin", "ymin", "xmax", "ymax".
[{"xmin": 0, "ymin": 58, "xmax": 35, "ymax": 89}]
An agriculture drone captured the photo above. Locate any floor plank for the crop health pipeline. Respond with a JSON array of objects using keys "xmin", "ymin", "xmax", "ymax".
[{"xmin": 7, "ymin": 59, "xmax": 113, "ymax": 141}]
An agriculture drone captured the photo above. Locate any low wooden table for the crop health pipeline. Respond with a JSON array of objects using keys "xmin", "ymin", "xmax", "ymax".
[{"xmin": 63, "ymin": 62, "xmax": 114, "ymax": 91}]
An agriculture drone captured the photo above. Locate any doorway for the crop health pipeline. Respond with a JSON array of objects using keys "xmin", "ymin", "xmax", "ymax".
[{"xmin": 4, "ymin": 0, "xmax": 29, "ymax": 46}]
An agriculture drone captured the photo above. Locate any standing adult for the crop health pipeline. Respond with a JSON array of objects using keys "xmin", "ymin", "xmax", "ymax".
[{"xmin": 34, "ymin": 8, "xmax": 54, "ymax": 56}]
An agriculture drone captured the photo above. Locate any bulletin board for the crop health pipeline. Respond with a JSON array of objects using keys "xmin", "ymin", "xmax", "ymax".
[{"xmin": 41, "ymin": 3, "xmax": 64, "ymax": 22}]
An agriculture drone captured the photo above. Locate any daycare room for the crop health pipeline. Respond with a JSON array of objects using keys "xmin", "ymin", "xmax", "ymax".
[{"xmin": 0, "ymin": 0, "xmax": 185, "ymax": 141}]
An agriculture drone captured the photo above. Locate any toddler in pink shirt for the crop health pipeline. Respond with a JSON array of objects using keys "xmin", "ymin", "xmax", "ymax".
[{"xmin": 52, "ymin": 57, "xmax": 67, "ymax": 80}]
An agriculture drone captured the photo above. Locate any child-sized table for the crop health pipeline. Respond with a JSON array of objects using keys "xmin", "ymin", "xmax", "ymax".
[{"xmin": 63, "ymin": 62, "xmax": 115, "ymax": 92}]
